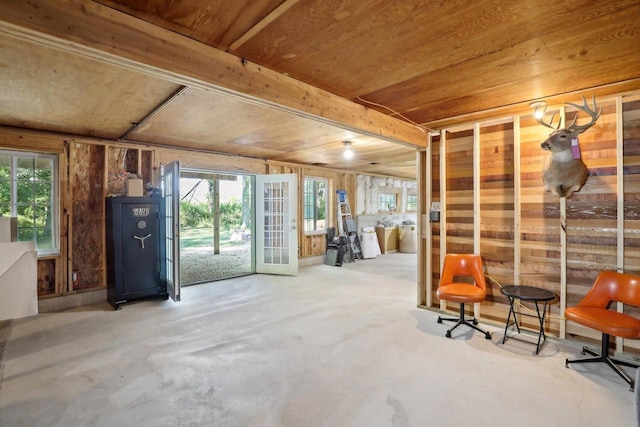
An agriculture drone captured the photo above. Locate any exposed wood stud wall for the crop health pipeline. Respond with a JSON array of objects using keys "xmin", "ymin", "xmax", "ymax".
[
  {"xmin": 513, "ymin": 116, "xmax": 521, "ymax": 288},
  {"xmin": 37, "ymin": 258, "xmax": 56, "ymax": 295},
  {"xmin": 70, "ymin": 142, "xmax": 105, "ymax": 290},
  {"xmin": 473, "ymin": 123, "xmax": 481, "ymax": 319},
  {"xmin": 0, "ymin": 126, "xmax": 378, "ymax": 298},
  {"xmin": 617, "ymin": 95, "xmax": 625, "ymax": 353},
  {"xmin": 623, "ymin": 95, "xmax": 640, "ymax": 352},
  {"xmin": 431, "ymin": 133, "xmax": 441, "ymax": 308},
  {"xmin": 479, "ymin": 121, "xmax": 515, "ymax": 323},
  {"xmin": 417, "ymin": 148, "xmax": 429, "ymax": 308},
  {"xmin": 425, "ymin": 91, "xmax": 640, "ymax": 348}
]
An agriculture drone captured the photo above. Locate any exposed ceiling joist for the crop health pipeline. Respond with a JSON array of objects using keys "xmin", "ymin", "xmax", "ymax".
[
  {"xmin": 0, "ymin": 0, "xmax": 427, "ymax": 148},
  {"xmin": 228, "ymin": 0, "xmax": 301, "ymax": 51}
]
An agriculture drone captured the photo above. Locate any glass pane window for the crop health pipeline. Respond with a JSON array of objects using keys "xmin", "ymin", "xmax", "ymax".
[
  {"xmin": 378, "ymin": 193, "xmax": 397, "ymax": 212},
  {"xmin": 406, "ymin": 194, "xmax": 418, "ymax": 211},
  {"xmin": 303, "ymin": 178, "xmax": 327, "ymax": 232},
  {"xmin": 0, "ymin": 150, "xmax": 58, "ymax": 255}
]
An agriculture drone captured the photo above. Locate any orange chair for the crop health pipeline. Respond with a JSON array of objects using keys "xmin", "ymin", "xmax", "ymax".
[
  {"xmin": 436, "ymin": 254, "xmax": 491, "ymax": 340},
  {"xmin": 565, "ymin": 270, "xmax": 640, "ymax": 390}
]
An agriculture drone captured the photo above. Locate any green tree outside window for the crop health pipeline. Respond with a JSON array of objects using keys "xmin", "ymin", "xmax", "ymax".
[
  {"xmin": 303, "ymin": 178, "xmax": 327, "ymax": 232},
  {"xmin": 0, "ymin": 151, "xmax": 57, "ymax": 254}
]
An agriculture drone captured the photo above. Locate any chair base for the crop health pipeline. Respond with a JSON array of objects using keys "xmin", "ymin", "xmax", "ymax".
[
  {"xmin": 437, "ymin": 303, "xmax": 491, "ymax": 340},
  {"xmin": 565, "ymin": 333, "xmax": 639, "ymax": 392}
]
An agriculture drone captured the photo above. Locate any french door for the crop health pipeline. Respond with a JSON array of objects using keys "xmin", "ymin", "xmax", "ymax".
[
  {"xmin": 255, "ymin": 174, "xmax": 298, "ymax": 275},
  {"xmin": 163, "ymin": 160, "xmax": 181, "ymax": 300}
]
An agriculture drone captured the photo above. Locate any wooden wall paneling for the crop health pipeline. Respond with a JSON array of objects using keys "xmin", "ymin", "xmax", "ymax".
[
  {"xmin": 616, "ymin": 95, "xmax": 626, "ymax": 353},
  {"xmin": 438, "ymin": 132, "xmax": 446, "ymax": 311},
  {"xmin": 513, "ymin": 116, "xmax": 522, "ymax": 290},
  {"xmin": 623, "ymin": 95, "xmax": 640, "ymax": 352},
  {"xmin": 303, "ymin": 234, "xmax": 326, "ymax": 258},
  {"xmin": 37, "ymin": 258, "xmax": 56, "ymax": 296},
  {"xmin": 141, "ymin": 149, "xmax": 154, "ymax": 187},
  {"xmin": 0, "ymin": 127, "xmax": 66, "ymax": 153},
  {"xmin": 429, "ymin": 134, "xmax": 441, "ymax": 308},
  {"xmin": 58, "ymin": 143, "xmax": 69, "ymax": 294},
  {"xmin": 473, "ymin": 123, "xmax": 481, "ymax": 320},
  {"xmin": 442, "ymin": 128, "xmax": 475, "ymax": 315},
  {"xmin": 427, "ymin": 92, "xmax": 638, "ymax": 342},
  {"xmin": 562, "ymin": 100, "xmax": 619, "ymax": 339},
  {"xmin": 124, "ymin": 148, "xmax": 138, "ymax": 174},
  {"xmin": 445, "ymin": 129, "xmax": 474, "ymax": 255},
  {"xmin": 519, "ymin": 116, "xmax": 562, "ymax": 288},
  {"xmin": 70, "ymin": 142, "xmax": 105, "ymax": 290},
  {"xmin": 156, "ymin": 147, "xmax": 267, "ymax": 175},
  {"xmin": 623, "ymin": 96, "xmax": 640, "ymax": 274},
  {"xmin": 418, "ymin": 146, "xmax": 429, "ymax": 308},
  {"xmin": 518, "ymin": 116, "xmax": 563, "ymax": 335},
  {"xmin": 107, "ymin": 146, "xmax": 129, "ymax": 196},
  {"xmin": 479, "ymin": 121, "xmax": 515, "ymax": 323}
]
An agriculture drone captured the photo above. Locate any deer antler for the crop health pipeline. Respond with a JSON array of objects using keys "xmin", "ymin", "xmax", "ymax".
[
  {"xmin": 534, "ymin": 104, "xmax": 562, "ymax": 130},
  {"xmin": 565, "ymin": 94, "xmax": 601, "ymax": 134}
]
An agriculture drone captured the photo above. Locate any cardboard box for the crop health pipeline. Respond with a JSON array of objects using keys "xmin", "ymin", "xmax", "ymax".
[{"xmin": 127, "ymin": 179, "xmax": 144, "ymax": 197}]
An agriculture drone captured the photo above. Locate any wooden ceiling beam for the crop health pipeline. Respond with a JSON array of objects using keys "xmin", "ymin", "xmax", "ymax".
[
  {"xmin": 228, "ymin": 0, "xmax": 301, "ymax": 52},
  {"xmin": 0, "ymin": 0, "xmax": 426, "ymax": 148}
]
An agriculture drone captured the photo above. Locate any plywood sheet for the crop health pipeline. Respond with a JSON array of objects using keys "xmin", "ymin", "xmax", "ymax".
[{"xmin": 71, "ymin": 143, "xmax": 105, "ymax": 290}]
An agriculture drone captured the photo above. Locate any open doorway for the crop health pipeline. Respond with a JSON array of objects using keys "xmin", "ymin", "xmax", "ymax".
[{"xmin": 179, "ymin": 171, "xmax": 254, "ymax": 285}]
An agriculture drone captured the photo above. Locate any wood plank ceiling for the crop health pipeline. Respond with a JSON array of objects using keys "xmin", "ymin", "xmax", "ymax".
[{"xmin": 1, "ymin": 0, "xmax": 640, "ymax": 179}]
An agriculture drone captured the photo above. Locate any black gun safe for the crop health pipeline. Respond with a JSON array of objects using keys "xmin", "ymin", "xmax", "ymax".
[{"xmin": 106, "ymin": 197, "xmax": 167, "ymax": 309}]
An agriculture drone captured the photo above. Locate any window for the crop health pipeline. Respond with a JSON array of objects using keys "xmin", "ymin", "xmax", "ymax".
[
  {"xmin": 0, "ymin": 151, "xmax": 58, "ymax": 255},
  {"xmin": 303, "ymin": 178, "xmax": 327, "ymax": 232},
  {"xmin": 378, "ymin": 192, "xmax": 397, "ymax": 212},
  {"xmin": 406, "ymin": 193, "xmax": 418, "ymax": 211}
]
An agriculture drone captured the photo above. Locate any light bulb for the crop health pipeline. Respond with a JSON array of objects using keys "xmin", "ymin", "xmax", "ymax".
[
  {"xmin": 343, "ymin": 142, "xmax": 354, "ymax": 160},
  {"xmin": 529, "ymin": 101, "xmax": 546, "ymax": 120}
]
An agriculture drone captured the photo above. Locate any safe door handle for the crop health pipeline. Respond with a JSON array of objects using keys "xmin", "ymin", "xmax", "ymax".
[{"xmin": 133, "ymin": 233, "xmax": 152, "ymax": 249}]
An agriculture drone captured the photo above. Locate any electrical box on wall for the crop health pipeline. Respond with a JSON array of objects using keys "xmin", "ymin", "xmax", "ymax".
[{"xmin": 430, "ymin": 202, "xmax": 441, "ymax": 222}]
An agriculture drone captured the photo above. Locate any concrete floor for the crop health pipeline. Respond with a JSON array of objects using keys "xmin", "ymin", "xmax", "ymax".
[{"xmin": 0, "ymin": 253, "xmax": 636, "ymax": 426}]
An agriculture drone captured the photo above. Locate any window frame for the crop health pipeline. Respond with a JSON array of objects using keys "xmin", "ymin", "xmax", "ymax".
[
  {"xmin": 378, "ymin": 191, "xmax": 399, "ymax": 213},
  {"xmin": 303, "ymin": 177, "xmax": 328, "ymax": 234},
  {"xmin": 0, "ymin": 149, "xmax": 59, "ymax": 256},
  {"xmin": 406, "ymin": 192, "xmax": 418, "ymax": 212}
]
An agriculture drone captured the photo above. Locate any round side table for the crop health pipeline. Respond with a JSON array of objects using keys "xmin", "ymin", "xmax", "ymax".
[{"xmin": 500, "ymin": 285, "xmax": 555, "ymax": 354}]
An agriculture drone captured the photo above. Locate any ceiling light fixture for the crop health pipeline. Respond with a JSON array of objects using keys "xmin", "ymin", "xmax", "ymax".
[
  {"xmin": 529, "ymin": 101, "xmax": 547, "ymax": 120},
  {"xmin": 343, "ymin": 141, "xmax": 354, "ymax": 160}
]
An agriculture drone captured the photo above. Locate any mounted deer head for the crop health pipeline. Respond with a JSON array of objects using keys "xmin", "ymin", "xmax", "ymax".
[{"xmin": 535, "ymin": 95, "xmax": 601, "ymax": 198}]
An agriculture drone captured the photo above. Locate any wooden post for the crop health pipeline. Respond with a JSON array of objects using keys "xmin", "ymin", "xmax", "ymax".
[
  {"xmin": 473, "ymin": 123, "xmax": 481, "ymax": 319},
  {"xmin": 425, "ymin": 138, "xmax": 433, "ymax": 308},
  {"xmin": 439, "ymin": 131, "xmax": 447, "ymax": 311},
  {"xmin": 616, "ymin": 95, "xmax": 624, "ymax": 353},
  {"xmin": 513, "ymin": 116, "xmax": 521, "ymax": 287},
  {"xmin": 559, "ymin": 106, "xmax": 567, "ymax": 339},
  {"xmin": 560, "ymin": 196, "xmax": 567, "ymax": 339},
  {"xmin": 212, "ymin": 178, "xmax": 220, "ymax": 255},
  {"xmin": 417, "ymin": 148, "xmax": 429, "ymax": 307}
]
